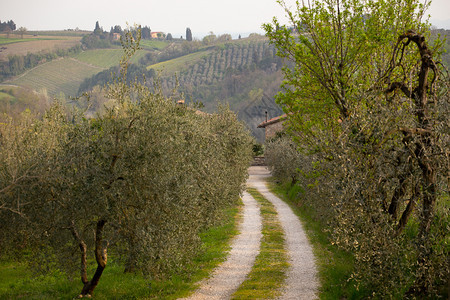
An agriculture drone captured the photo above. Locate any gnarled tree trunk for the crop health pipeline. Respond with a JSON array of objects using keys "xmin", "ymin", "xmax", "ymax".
[
  {"xmin": 386, "ymin": 30, "xmax": 439, "ymax": 295},
  {"xmin": 71, "ymin": 219, "xmax": 108, "ymax": 298}
]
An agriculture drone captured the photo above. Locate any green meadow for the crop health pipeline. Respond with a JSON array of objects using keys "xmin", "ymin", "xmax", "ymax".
[
  {"xmin": 73, "ymin": 49, "xmax": 148, "ymax": 68},
  {"xmin": 147, "ymin": 50, "xmax": 212, "ymax": 75}
]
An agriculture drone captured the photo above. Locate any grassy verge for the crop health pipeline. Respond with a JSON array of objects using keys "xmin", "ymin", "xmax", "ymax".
[
  {"xmin": 267, "ymin": 180, "xmax": 359, "ymax": 300},
  {"xmin": 0, "ymin": 202, "xmax": 241, "ymax": 299},
  {"xmin": 232, "ymin": 188, "xmax": 289, "ymax": 299}
]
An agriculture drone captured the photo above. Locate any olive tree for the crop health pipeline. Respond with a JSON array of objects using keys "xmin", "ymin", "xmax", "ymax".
[
  {"xmin": 264, "ymin": 0, "xmax": 448, "ymax": 297},
  {"xmin": 264, "ymin": 134, "xmax": 302, "ymax": 185},
  {"xmin": 0, "ymin": 30, "xmax": 253, "ymax": 297}
]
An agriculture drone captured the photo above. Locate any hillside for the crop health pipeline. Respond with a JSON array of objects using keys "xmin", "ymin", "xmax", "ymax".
[
  {"xmin": 148, "ymin": 37, "xmax": 284, "ymax": 141},
  {"xmin": 74, "ymin": 36, "xmax": 284, "ymax": 141},
  {"xmin": 0, "ymin": 33, "xmax": 283, "ymax": 141},
  {"xmin": 0, "ymin": 33, "xmax": 81, "ymax": 61},
  {"xmin": 6, "ymin": 58, "xmax": 103, "ymax": 97},
  {"xmin": 2, "ymin": 28, "xmax": 448, "ymax": 141},
  {"xmin": 3, "ymin": 48, "xmax": 148, "ymax": 97}
]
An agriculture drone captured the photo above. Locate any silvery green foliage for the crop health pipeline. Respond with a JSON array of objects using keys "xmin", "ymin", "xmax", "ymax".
[
  {"xmin": 264, "ymin": 134, "xmax": 302, "ymax": 185},
  {"xmin": 0, "ymin": 76, "xmax": 253, "ymax": 279},
  {"xmin": 264, "ymin": 0, "xmax": 449, "ymax": 297}
]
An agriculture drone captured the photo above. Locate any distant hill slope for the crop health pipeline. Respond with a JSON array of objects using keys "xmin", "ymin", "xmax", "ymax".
[
  {"xmin": 0, "ymin": 34, "xmax": 81, "ymax": 61},
  {"xmin": 2, "ymin": 29, "xmax": 448, "ymax": 141},
  {"xmin": 147, "ymin": 50, "xmax": 214, "ymax": 76},
  {"xmin": 6, "ymin": 57, "xmax": 103, "ymax": 97},
  {"xmin": 148, "ymin": 37, "xmax": 284, "ymax": 141},
  {"xmin": 75, "ymin": 37, "xmax": 285, "ymax": 141},
  {"xmin": 3, "ymin": 49, "xmax": 148, "ymax": 97},
  {"xmin": 0, "ymin": 34, "xmax": 285, "ymax": 141}
]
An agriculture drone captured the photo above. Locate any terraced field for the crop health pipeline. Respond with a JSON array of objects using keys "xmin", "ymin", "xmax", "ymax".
[
  {"xmin": 7, "ymin": 58, "xmax": 103, "ymax": 97},
  {"xmin": 3, "ymin": 48, "xmax": 150, "ymax": 97}
]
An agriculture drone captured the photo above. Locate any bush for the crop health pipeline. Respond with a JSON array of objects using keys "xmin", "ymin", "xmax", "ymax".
[
  {"xmin": 252, "ymin": 143, "xmax": 264, "ymax": 156},
  {"xmin": 264, "ymin": 134, "xmax": 302, "ymax": 185}
]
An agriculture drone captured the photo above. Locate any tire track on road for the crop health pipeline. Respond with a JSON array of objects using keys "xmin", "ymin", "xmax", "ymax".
[
  {"xmin": 181, "ymin": 191, "xmax": 262, "ymax": 300},
  {"xmin": 248, "ymin": 166, "xmax": 318, "ymax": 300}
]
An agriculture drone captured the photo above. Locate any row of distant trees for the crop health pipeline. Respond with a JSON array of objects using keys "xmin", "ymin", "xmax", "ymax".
[
  {"xmin": 83, "ymin": 22, "xmax": 182, "ymax": 49},
  {"xmin": 94, "ymin": 21, "xmax": 188, "ymax": 41},
  {"xmin": 0, "ymin": 19, "xmax": 194, "ymax": 42},
  {"xmin": 0, "ymin": 20, "xmax": 16, "ymax": 32},
  {"xmin": 0, "ymin": 20, "xmax": 27, "ymax": 39}
]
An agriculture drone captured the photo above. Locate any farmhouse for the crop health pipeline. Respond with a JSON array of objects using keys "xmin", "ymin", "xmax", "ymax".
[
  {"xmin": 257, "ymin": 114, "xmax": 286, "ymax": 141},
  {"xmin": 151, "ymin": 32, "xmax": 165, "ymax": 39},
  {"xmin": 112, "ymin": 33, "xmax": 121, "ymax": 40}
]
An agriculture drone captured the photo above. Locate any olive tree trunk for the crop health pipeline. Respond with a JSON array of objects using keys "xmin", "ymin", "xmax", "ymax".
[
  {"xmin": 386, "ymin": 30, "xmax": 439, "ymax": 295},
  {"xmin": 70, "ymin": 219, "xmax": 108, "ymax": 298}
]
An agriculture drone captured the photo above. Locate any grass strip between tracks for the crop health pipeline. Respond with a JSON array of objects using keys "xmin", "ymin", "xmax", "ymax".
[{"xmin": 232, "ymin": 188, "xmax": 289, "ymax": 299}]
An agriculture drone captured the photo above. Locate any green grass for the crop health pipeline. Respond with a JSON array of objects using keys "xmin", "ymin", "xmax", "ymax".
[
  {"xmin": 0, "ymin": 203, "xmax": 241, "ymax": 299},
  {"xmin": 0, "ymin": 37, "xmax": 59, "ymax": 45},
  {"xmin": 267, "ymin": 180, "xmax": 359, "ymax": 300},
  {"xmin": 0, "ymin": 37, "xmax": 29, "ymax": 45},
  {"xmin": 147, "ymin": 50, "xmax": 212, "ymax": 75},
  {"xmin": 0, "ymin": 91, "xmax": 14, "ymax": 101},
  {"xmin": 73, "ymin": 49, "xmax": 123, "ymax": 68},
  {"xmin": 8, "ymin": 58, "xmax": 103, "ymax": 97},
  {"xmin": 0, "ymin": 261, "xmax": 152, "ymax": 299},
  {"xmin": 140, "ymin": 39, "xmax": 169, "ymax": 50},
  {"xmin": 73, "ymin": 49, "xmax": 148, "ymax": 69},
  {"xmin": 232, "ymin": 188, "xmax": 289, "ymax": 299}
]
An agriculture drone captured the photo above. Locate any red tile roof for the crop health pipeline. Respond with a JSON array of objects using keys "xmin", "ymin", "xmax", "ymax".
[{"xmin": 257, "ymin": 114, "xmax": 287, "ymax": 128}]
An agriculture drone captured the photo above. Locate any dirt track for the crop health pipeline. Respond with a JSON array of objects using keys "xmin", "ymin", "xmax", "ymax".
[
  {"xmin": 182, "ymin": 166, "xmax": 318, "ymax": 299},
  {"xmin": 180, "ymin": 191, "xmax": 262, "ymax": 299},
  {"xmin": 248, "ymin": 166, "xmax": 318, "ymax": 299}
]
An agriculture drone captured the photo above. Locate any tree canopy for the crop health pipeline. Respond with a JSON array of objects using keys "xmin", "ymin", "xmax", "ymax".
[
  {"xmin": 0, "ymin": 20, "xmax": 16, "ymax": 32},
  {"xmin": 264, "ymin": 0, "xmax": 449, "ymax": 297}
]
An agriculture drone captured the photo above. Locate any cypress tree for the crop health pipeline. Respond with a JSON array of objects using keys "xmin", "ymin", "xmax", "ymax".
[{"xmin": 186, "ymin": 27, "xmax": 192, "ymax": 41}]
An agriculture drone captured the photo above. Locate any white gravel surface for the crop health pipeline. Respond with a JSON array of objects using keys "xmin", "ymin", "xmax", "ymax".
[
  {"xmin": 248, "ymin": 166, "xmax": 319, "ymax": 300},
  {"xmin": 181, "ymin": 190, "xmax": 262, "ymax": 300},
  {"xmin": 181, "ymin": 166, "xmax": 318, "ymax": 299}
]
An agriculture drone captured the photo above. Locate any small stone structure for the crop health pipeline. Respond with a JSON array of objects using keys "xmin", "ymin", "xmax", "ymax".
[{"xmin": 257, "ymin": 114, "xmax": 286, "ymax": 141}]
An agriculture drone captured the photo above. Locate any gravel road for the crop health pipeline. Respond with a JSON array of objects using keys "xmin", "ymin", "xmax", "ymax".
[
  {"xmin": 248, "ymin": 166, "xmax": 318, "ymax": 299},
  {"xmin": 182, "ymin": 166, "xmax": 318, "ymax": 299},
  {"xmin": 181, "ymin": 190, "xmax": 262, "ymax": 299}
]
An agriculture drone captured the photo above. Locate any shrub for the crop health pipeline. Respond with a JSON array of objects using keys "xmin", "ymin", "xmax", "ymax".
[{"xmin": 264, "ymin": 134, "xmax": 302, "ymax": 185}]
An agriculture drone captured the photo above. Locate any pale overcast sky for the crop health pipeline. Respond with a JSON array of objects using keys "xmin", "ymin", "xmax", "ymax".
[{"xmin": 1, "ymin": 0, "xmax": 449, "ymax": 38}]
